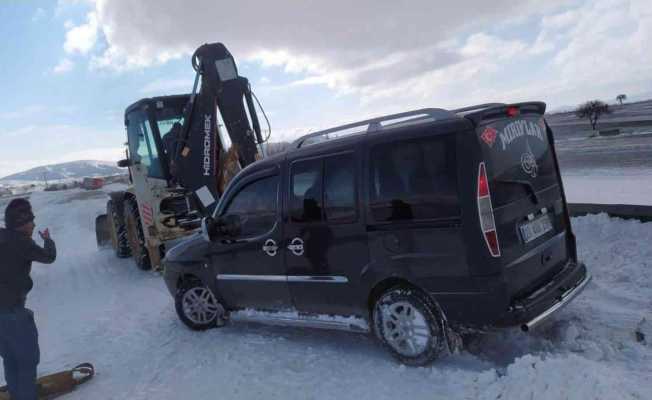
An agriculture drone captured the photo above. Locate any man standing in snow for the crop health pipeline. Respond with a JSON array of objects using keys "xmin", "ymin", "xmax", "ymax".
[{"xmin": 0, "ymin": 198, "xmax": 56, "ymax": 400}]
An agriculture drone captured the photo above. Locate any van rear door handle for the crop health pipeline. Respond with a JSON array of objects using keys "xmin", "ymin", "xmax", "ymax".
[
  {"xmin": 262, "ymin": 239, "xmax": 278, "ymax": 256},
  {"xmin": 287, "ymin": 237, "xmax": 304, "ymax": 256}
]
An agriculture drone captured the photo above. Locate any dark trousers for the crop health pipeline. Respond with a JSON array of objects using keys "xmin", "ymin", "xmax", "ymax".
[{"xmin": 0, "ymin": 308, "xmax": 39, "ymax": 400}]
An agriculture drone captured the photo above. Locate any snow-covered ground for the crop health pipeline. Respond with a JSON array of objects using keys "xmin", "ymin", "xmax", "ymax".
[
  {"xmin": 562, "ymin": 167, "xmax": 652, "ymax": 205},
  {"xmin": 1, "ymin": 184, "xmax": 651, "ymax": 399}
]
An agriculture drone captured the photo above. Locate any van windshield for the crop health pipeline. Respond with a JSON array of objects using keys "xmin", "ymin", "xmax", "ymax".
[{"xmin": 478, "ymin": 116, "xmax": 558, "ymax": 207}]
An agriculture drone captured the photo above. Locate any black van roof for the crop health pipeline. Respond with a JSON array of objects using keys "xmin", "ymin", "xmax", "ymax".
[{"xmin": 288, "ymin": 102, "xmax": 547, "ymax": 152}]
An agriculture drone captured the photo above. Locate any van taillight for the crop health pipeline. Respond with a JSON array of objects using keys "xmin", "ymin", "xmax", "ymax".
[{"xmin": 477, "ymin": 162, "xmax": 501, "ymax": 257}]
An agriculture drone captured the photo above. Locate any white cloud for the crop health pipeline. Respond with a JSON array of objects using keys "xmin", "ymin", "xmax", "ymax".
[
  {"xmin": 460, "ymin": 33, "xmax": 527, "ymax": 59},
  {"xmin": 548, "ymin": 0, "xmax": 652, "ymax": 94},
  {"xmin": 53, "ymin": 58, "xmax": 75, "ymax": 74},
  {"xmin": 63, "ymin": 12, "xmax": 99, "ymax": 55},
  {"xmin": 79, "ymin": 0, "xmax": 558, "ymax": 74},
  {"xmin": 59, "ymin": 0, "xmax": 652, "ymax": 111}
]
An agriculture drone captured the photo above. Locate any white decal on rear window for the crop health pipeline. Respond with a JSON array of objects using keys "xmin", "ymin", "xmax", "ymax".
[
  {"xmin": 499, "ymin": 120, "xmax": 544, "ymax": 150},
  {"xmin": 520, "ymin": 141, "xmax": 539, "ymax": 178}
]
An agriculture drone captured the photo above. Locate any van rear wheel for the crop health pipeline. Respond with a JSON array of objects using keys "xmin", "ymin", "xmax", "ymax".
[{"xmin": 373, "ymin": 287, "xmax": 447, "ymax": 366}]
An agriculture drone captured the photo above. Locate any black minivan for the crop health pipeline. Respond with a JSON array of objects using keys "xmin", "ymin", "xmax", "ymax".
[{"xmin": 163, "ymin": 102, "xmax": 591, "ymax": 365}]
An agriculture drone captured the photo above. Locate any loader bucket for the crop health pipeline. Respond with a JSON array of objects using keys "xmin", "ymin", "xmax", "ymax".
[{"xmin": 95, "ymin": 214, "xmax": 111, "ymax": 248}]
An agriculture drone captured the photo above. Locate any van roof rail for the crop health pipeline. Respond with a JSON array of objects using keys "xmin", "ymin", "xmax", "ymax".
[{"xmin": 293, "ymin": 108, "xmax": 456, "ymax": 148}]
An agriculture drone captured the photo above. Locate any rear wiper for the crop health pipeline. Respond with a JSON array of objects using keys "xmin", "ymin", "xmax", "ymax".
[{"xmin": 495, "ymin": 179, "xmax": 539, "ymax": 204}]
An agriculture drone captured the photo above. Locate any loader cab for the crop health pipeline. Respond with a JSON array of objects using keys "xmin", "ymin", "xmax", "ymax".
[{"xmin": 124, "ymin": 94, "xmax": 190, "ymax": 184}]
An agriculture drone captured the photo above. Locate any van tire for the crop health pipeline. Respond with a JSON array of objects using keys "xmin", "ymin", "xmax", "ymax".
[
  {"xmin": 124, "ymin": 198, "xmax": 151, "ymax": 270},
  {"xmin": 372, "ymin": 287, "xmax": 447, "ymax": 366},
  {"xmin": 107, "ymin": 200, "xmax": 131, "ymax": 258},
  {"xmin": 175, "ymin": 280, "xmax": 225, "ymax": 331}
]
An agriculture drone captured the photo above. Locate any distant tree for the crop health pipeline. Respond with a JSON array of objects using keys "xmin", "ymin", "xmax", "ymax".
[
  {"xmin": 575, "ymin": 100, "xmax": 612, "ymax": 131},
  {"xmin": 616, "ymin": 94, "xmax": 627, "ymax": 105}
]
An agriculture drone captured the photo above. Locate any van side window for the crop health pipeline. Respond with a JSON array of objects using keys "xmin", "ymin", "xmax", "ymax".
[
  {"xmin": 324, "ymin": 154, "xmax": 356, "ymax": 222},
  {"xmin": 223, "ymin": 175, "xmax": 278, "ymax": 237},
  {"xmin": 369, "ymin": 135, "xmax": 459, "ymax": 221},
  {"xmin": 291, "ymin": 154, "xmax": 358, "ymax": 224},
  {"xmin": 290, "ymin": 159, "xmax": 323, "ymax": 223}
]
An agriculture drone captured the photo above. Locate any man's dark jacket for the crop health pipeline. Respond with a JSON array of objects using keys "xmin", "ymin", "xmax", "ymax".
[{"xmin": 0, "ymin": 228, "xmax": 56, "ymax": 309}]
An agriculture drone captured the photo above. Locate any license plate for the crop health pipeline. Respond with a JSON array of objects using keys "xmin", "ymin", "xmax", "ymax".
[{"xmin": 520, "ymin": 215, "xmax": 553, "ymax": 243}]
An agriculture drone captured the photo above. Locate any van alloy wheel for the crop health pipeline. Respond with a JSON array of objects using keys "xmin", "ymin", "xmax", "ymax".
[
  {"xmin": 175, "ymin": 280, "xmax": 225, "ymax": 330},
  {"xmin": 373, "ymin": 287, "xmax": 447, "ymax": 366},
  {"xmin": 380, "ymin": 301, "xmax": 431, "ymax": 357},
  {"xmin": 182, "ymin": 287, "xmax": 220, "ymax": 325}
]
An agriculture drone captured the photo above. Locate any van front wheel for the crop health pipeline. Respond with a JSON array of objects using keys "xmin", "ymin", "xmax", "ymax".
[
  {"xmin": 175, "ymin": 280, "xmax": 225, "ymax": 331},
  {"xmin": 373, "ymin": 287, "xmax": 447, "ymax": 366}
]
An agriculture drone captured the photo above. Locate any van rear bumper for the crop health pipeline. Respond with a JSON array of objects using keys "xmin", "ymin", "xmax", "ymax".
[{"xmin": 505, "ymin": 261, "xmax": 590, "ymax": 331}]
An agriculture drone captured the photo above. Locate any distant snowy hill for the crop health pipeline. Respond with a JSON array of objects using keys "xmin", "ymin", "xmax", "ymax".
[{"xmin": 0, "ymin": 160, "xmax": 122, "ymax": 181}]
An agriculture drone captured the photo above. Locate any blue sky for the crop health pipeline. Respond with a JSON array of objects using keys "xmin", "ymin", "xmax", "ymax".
[{"xmin": 0, "ymin": 0, "xmax": 650, "ymax": 178}]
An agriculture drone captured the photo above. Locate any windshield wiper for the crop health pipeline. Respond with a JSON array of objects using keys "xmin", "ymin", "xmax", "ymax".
[{"xmin": 495, "ymin": 179, "xmax": 539, "ymax": 204}]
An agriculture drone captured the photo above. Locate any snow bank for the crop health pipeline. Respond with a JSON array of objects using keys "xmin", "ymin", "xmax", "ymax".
[{"xmin": 1, "ymin": 189, "xmax": 650, "ymax": 399}]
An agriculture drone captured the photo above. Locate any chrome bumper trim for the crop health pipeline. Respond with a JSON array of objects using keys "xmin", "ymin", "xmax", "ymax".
[{"xmin": 521, "ymin": 271, "xmax": 592, "ymax": 332}]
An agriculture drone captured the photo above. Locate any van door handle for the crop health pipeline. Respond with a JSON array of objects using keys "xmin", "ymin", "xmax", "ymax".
[
  {"xmin": 262, "ymin": 239, "xmax": 278, "ymax": 256},
  {"xmin": 287, "ymin": 237, "xmax": 304, "ymax": 256}
]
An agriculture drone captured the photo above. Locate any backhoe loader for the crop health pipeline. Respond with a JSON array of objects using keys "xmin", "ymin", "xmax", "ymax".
[{"xmin": 95, "ymin": 42, "xmax": 267, "ymax": 270}]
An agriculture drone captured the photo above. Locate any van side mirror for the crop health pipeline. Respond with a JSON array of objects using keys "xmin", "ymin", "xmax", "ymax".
[
  {"xmin": 200, "ymin": 215, "xmax": 241, "ymax": 242},
  {"xmin": 117, "ymin": 159, "xmax": 132, "ymax": 168},
  {"xmin": 219, "ymin": 214, "xmax": 242, "ymax": 237}
]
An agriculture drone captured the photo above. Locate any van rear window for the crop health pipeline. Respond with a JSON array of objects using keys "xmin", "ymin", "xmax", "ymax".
[{"xmin": 478, "ymin": 116, "xmax": 558, "ymax": 207}]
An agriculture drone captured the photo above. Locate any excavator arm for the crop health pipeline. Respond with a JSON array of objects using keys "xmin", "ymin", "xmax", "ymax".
[{"xmin": 173, "ymin": 42, "xmax": 264, "ymax": 212}]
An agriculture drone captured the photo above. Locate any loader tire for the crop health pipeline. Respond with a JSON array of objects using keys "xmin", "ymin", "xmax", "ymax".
[
  {"xmin": 107, "ymin": 200, "xmax": 131, "ymax": 258},
  {"xmin": 124, "ymin": 198, "xmax": 151, "ymax": 270}
]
